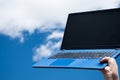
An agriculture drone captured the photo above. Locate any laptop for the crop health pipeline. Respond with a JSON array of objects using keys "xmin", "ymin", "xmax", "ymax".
[{"xmin": 33, "ymin": 8, "xmax": 120, "ymax": 69}]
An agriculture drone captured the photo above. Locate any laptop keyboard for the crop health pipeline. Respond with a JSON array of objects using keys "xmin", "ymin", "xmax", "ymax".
[{"xmin": 49, "ymin": 51, "xmax": 115, "ymax": 59}]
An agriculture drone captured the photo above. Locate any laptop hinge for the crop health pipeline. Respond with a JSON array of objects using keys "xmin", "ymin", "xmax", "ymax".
[
  {"xmin": 115, "ymin": 48, "xmax": 120, "ymax": 50},
  {"xmin": 61, "ymin": 49, "xmax": 65, "ymax": 52}
]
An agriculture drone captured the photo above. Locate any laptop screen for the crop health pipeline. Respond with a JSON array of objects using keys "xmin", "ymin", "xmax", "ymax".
[{"xmin": 61, "ymin": 8, "xmax": 120, "ymax": 50}]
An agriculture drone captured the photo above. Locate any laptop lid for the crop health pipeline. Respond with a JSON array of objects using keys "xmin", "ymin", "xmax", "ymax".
[{"xmin": 61, "ymin": 8, "xmax": 120, "ymax": 50}]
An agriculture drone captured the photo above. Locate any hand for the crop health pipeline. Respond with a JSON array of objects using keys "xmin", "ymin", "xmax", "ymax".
[{"xmin": 100, "ymin": 57, "xmax": 119, "ymax": 80}]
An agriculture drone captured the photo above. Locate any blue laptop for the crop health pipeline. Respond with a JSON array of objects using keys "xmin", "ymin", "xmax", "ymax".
[{"xmin": 33, "ymin": 8, "xmax": 120, "ymax": 69}]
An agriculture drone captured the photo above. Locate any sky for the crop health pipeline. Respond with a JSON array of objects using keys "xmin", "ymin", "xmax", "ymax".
[{"xmin": 0, "ymin": 0, "xmax": 120, "ymax": 80}]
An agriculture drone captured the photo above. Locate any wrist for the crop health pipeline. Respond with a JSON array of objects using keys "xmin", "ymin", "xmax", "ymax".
[
  {"xmin": 113, "ymin": 76, "xmax": 119, "ymax": 80},
  {"xmin": 113, "ymin": 73, "xmax": 119, "ymax": 80},
  {"xmin": 103, "ymin": 73, "xmax": 119, "ymax": 80},
  {"xmin": 103, "ymin": 72, "xmax": 113, "ymax": 80},
  {"xmin": 104, "ymin": 77, "xmax": 113, "ymax": 80},
  {"xmin": 104, "ymin": 76, "xmax": 113, "ymax": 80}
]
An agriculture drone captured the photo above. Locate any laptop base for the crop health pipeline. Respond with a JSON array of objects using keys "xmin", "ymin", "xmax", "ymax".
[{"xmin": 32, "ymin": 58, "xmax": 107, "ymax": 70}]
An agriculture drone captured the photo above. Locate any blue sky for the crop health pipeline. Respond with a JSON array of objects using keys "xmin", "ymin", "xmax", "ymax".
[
  {"xmin": 0, "ymin": 31, "xmax": 120, "ymax": 80},
  {"xmin": 0, "ymin": 0, "xmax": 120, "ymax": 80}
]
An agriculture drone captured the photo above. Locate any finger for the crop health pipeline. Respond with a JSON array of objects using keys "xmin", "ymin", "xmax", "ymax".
[
  {"xmin": 104, "ymin": 66, "xmax": 113, "ymax": 78},
  {"xmin": 104, "ymin": 66, "xmax": 111, "ymax": 72},
  {"xmin": 100, "ymin": 66, "xmax": 112, "ymax": 75},
  {"xmin": 100, "ymin": 57, "xmax": 111, "ymax": 63},
  {"xmin": 101, "ymin": 57, "xmax": 115, "ymax": 68}
]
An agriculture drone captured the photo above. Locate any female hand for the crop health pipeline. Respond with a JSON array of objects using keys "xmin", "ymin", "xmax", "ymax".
[{"xmin": 100, "ymin": 57, "xmax": 119, "ymax": 80}]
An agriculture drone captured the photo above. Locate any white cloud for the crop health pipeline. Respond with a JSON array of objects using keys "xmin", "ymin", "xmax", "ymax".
[
  {"xmin": 0, "ymin": 0, "xmax": 120, "ymax": 42},
  {"xmin": 52, "ymin": 40, "xmax": 62, "ymax": 50},
  {"xmin": 33, "ymin": 39, "xmax": 62, "ymax": 61},
  {"xmin": 33, "ymin": 41, "xmax": 52, "ymax": 61},
  {"xmin": 33, "ymin": 30, "xmax": 63, "ymax": 61},
  {"xmin": 0, "ymin": 0, "xmax": 120, "ymax": 61},
  {"xmin": 47, "ymin": 31, "xmax": 63, "ymax": 40}
]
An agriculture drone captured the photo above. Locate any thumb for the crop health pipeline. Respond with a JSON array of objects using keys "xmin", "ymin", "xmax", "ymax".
[{"xmin": 104, "ymin": 66, "xmax": 113, "ymax": 78}]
